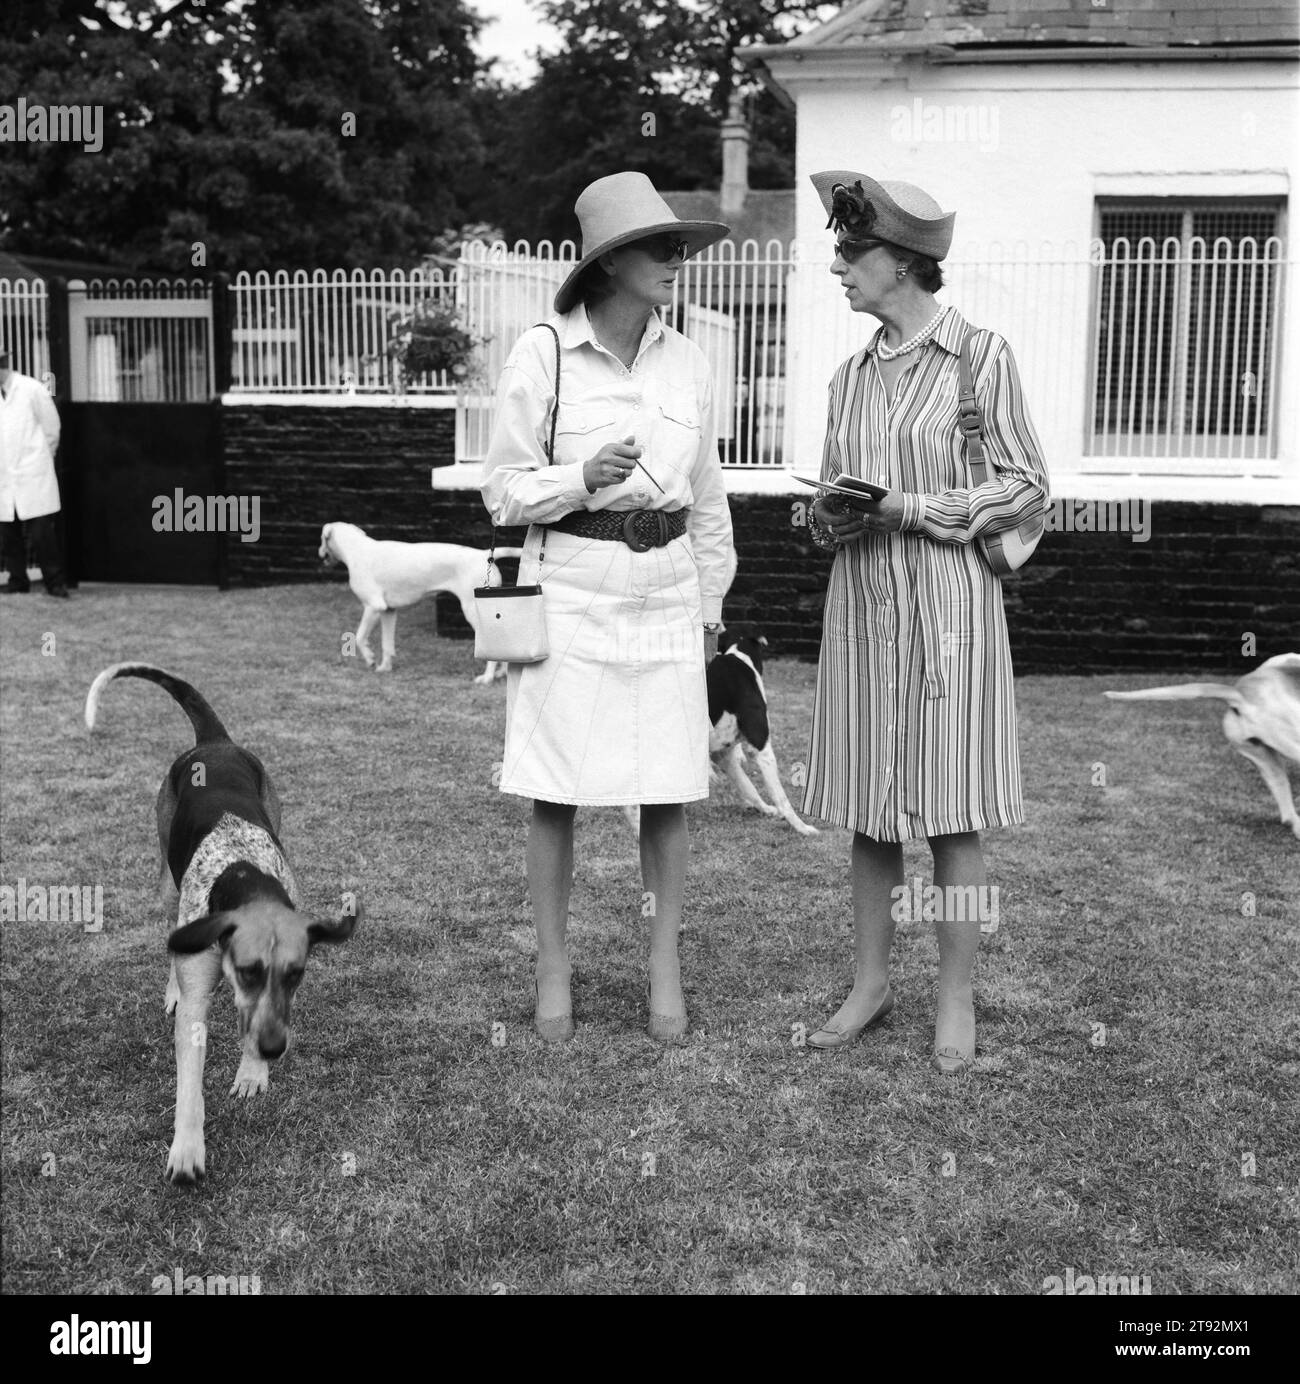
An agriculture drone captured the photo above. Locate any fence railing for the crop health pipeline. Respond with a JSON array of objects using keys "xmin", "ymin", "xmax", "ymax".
[
  {"xmin": 1087, "ymin": 236, "xmax": 1286, "ymax": 460},
  {"xmin": 5, "ymin": 236, "xmax": 1292, "ymax": 475},
  {"xmin": 70, "ymin": 278, "xmax": 213, "ymax": 402},
  {"xmin": 455, "ymin": 238, "xmax": 794, "ymax": 465},
  {"xmin": 0, "ymin": 277, "xmax": 51, "ymax": 383},
  {"xmin": 229, "ymin": 267, "xmax": 458, "ymax": 393}
]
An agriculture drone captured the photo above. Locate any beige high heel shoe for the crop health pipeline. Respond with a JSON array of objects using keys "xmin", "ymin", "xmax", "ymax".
[
  {"xmin": 807, "ymin": 988, "xmax": 894, "ymax": 1050},
  {"xmin": 931, "ymin": 1046, "xmax": 973, "ymax": 1075},
  {"xmin": 645, "ymin": 981, "xmax": 687, "ymax": 1043},
  {"xmin": 533, "ymin": 978, "xmax": 574, "ymax": 1044}
]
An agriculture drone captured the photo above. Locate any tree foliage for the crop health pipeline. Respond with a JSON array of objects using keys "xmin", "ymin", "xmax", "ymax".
[
  {"xmin": 465, "ymin": 0, "xmax": 835, "ymax": 246},
  {"xmin": 0, "ymin": 0, "xmax": 485, "ymax": 271}
]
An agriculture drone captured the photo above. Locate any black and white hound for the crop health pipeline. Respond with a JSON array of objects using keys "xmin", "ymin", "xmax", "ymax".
[
  {"xmin": 707, "ymin": 633, "xmax": 819, "ymax": 835},
  {"xmin": 85, "ymin": 663, "xmax": 359, "ymax": 1183}
]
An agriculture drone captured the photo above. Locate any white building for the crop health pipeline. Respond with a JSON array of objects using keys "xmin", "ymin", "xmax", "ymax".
[{"xmin": 744, "ymin": 0, "xmax": 1300, "ymax": 502}]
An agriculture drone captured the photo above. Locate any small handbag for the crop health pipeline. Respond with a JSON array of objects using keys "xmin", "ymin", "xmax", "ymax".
[
  {"xmin": 956, "ymin": 327, "xmax": 1044, "ymax": 577},
  {"xmin": 473, "ymin": 323, "xmax": 560, "ymax": 663}
]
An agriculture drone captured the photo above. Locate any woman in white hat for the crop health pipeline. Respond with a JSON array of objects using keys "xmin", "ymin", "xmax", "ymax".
[
  {"xmin": 482, "ymin": 172, "xmax": 737, "ymax": 1044},
  {"xmin": 800, "ymin": 172, "xmax": 1048, "ymax": 1073}
]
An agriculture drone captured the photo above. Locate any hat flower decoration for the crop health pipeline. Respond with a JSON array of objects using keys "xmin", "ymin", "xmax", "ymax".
[{"xmin": 826, "ymin": 181, "xmax": 878, "ymax": 240}]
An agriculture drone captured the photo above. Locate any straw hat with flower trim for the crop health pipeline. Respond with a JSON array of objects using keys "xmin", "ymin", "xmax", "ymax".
[
  {"xmin": 810, "ymin": 170, "xmax": 955, "ymax": 261},
  {"xmin": 554, "ymin": 172, "xmax": 730, "ymax": 315}
]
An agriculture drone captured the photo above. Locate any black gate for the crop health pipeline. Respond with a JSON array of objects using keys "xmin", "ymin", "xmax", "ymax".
[{"xmin": 49, "ymin": 276, "xmax": 231, "ymax": 586}]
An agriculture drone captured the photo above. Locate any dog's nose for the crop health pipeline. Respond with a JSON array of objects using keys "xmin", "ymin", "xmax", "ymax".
[{"xmin": 259, "ymin": 1032, "xmax": 287, "ymax": 1059}]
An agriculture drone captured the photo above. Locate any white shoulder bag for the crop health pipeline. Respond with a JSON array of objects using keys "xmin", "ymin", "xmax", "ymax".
[{"xmin": 473, "ymin": 323, "xmax": 559, "ymax": 663}]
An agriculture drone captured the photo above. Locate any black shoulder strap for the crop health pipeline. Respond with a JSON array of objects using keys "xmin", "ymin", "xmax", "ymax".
[
  {"xmin": 533, "ymin": 322, "xmax": 561, "ymax": 466},
  {"xmin": 956, "ymin": 327, "xmax": 990, "ymax": 487}
]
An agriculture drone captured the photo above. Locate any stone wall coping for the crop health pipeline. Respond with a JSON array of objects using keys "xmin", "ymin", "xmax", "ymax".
[{"xmin": 431, "ymin": 460, "xmax": 1300, "ymax": 505}]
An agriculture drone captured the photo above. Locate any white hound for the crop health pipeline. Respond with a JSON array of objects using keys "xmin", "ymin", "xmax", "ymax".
[
  {"xmin": 319, "ymin": 522, "xmax": 521, "ymax": 681},
  {"xmin": 1105, "ymin": 653, "xmax": 1300, "ymax": 840}
]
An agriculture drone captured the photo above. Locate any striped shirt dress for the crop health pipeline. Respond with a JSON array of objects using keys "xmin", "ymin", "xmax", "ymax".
[{"xmin": 801, "ymin": 308, "xmax": 1050, "ymax": 842}]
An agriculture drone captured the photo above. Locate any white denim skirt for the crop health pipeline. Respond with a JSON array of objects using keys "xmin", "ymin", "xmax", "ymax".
[{"xmin": 498, "ymin": 525, "xmax": 709, "ymax": 806}]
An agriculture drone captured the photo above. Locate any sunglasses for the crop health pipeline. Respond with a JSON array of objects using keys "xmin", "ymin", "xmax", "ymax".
[
  {"xmin": 835, "ymin": 237, "xmax": 886, "ymax": 263},
  {"xmin": 636, "ymin": 235, "xmax": 691, "ymax": 264}
]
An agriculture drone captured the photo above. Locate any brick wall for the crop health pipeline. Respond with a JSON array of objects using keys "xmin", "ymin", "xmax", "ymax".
[{"xmin": 222, "ymin": 406, "xmax": 1299, "ymax": 672}]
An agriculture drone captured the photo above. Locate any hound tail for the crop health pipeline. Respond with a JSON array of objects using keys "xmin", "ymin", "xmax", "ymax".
[
  {"xmin": 1104, "ymin": 683, "xmax": 1243, "ymax": 708},
  {"xmin": 85, "ymin": 662, "xmax": 231, "ymax": 743}
]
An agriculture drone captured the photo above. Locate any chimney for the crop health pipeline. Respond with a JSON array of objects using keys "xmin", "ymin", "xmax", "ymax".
[{"xmin": 720, "ymin": 92, "xmax": 748, "ymax": 216}]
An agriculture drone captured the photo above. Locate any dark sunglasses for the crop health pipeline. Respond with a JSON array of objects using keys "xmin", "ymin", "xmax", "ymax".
[
  {"xmin": 636, "ymin": 235, "xmax": 691, "ymax": 263},
  {"xmin": 836, "ymin": 237, "xmax": 885, "ymax": 264}
]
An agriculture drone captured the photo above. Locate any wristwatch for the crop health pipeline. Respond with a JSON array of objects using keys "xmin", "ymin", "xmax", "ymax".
[{"xmin": 703, "ymin": 622, "xmax": 722, "ymax": 633}]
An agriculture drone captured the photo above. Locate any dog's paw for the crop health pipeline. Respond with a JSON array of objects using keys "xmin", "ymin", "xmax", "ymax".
[
  {"xmin": 752, "ymin": 802, "xmax": 781, "ymax": 817},
  {"xmin": 230, "ymin": 1058, "xmax": 269, "ymax": 1099},
  {"xmin": 790, "ymin": 818, "xmax": 820, "ymax": 836},
  {"xmin": 166, "ymin": 1131, "xmax": 206, "ymax": 1184},
  {"xmin": 1289, "ymin": 816, "xmax": 1300, "ymax": 841},
  {"xmin": 472, "ymin": 669, "xmax": 494, "ymax": 686},
  {"xmin": 376, "ymin": 660, "xmax": 394, "ymax": 674}
]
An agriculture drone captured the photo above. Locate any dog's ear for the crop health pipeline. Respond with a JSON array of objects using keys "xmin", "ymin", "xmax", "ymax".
[
  {"xmin": 719, "ymin": 629, "xmax": 739, "ymax": 652},
  {"xmin": 168, "ymin": 912, "xmax": 238, "ymax": 954},
  {"xmin": 308, "ymin": 897, "xmax": 361, "ymax": 947}
]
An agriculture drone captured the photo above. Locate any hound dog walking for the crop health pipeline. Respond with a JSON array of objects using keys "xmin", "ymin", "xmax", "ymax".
[
  {"xmin": 1105, "ymin": 652, "xmax": 1300, "ymax": 840},
  {"xmin": 85, "ymin": 662, "xmax": 359, "ymax": 1183},
  {"xmin": 318, "ymin": 521, "xmax": 522, "ymax": 681}
]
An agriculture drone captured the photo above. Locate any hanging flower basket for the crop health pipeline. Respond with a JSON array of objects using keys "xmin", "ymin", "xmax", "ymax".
[{"xmin": 382, "ymin": 299, "xmax": 485, "ymax": 390}]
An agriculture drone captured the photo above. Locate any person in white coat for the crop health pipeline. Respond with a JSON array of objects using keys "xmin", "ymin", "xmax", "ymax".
[{"xmin": 0, "ymin": 348, "xmax": 68, "ymax": 597}]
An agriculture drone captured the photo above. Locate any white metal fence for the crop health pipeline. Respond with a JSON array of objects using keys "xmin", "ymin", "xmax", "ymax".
[
  {"xmin": 6, "ymin": 236, "xmax": 1291, "ymax": 474},
  {"xmin": 68, "ymin": 278, "xmax": 213, "ymax": 402},
  {"xmin": 454, "ymin": 238, "xmax": 794, "ymax": 465},
  {"xmin": 0, "ymin": 278, "xmax": 50, "ymax": 383},
  {"xmin": 229, "ymin": 267, "xmax": 459, "ymax": 393},
  {"xmin": 1088, "ymin": 236, "xmax": 1286, "ymax": 460}
]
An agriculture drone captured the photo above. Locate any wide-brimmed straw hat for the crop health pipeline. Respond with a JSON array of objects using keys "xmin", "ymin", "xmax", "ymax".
[
  {"xmin": 554, "ymin": 172, "xmax": 730, "ymax": 315},
  {"xmin": 810, "ymin": 170, "xmax": 955, "ymax": 261}
]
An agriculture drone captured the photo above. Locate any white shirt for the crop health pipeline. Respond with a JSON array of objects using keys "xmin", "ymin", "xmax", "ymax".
[
  {"xmin": 0, "ymin": 370, "xmax": 62, "ymax": 521},
  {"xmin": 480, "ymin": 304, "xmax": 736, "ymax": 624}
]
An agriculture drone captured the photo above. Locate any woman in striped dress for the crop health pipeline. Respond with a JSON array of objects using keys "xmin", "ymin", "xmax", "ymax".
[{"xmin": 801, "ymin": 171, "xmax": 1049, "ymax": 1074}]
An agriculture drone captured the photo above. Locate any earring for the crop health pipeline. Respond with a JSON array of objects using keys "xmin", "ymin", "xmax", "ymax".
[{"xmin": 895, "ymin": 266, "xmax": 908, "ymax": 280}]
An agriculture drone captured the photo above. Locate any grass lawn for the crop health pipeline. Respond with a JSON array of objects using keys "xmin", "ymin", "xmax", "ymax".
[{"xmin": 1, "ymin": 583, "xmax": 1297, "ymax": 1295}]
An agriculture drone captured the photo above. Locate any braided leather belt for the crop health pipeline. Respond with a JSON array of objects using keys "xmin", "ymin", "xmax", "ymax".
[{"xmin": 548, "ymin": 507, "xmax": 689, "ymax": 553}]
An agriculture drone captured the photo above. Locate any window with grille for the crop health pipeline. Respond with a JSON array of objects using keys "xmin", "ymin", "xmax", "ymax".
[{"xmin": 1090, "ymin": 200, "xmax": 1285, "ymax": 458}]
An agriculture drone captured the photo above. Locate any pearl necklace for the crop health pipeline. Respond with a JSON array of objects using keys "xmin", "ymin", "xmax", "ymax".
[{"xmin": 876, "ymin": 305, "xmax": 948, "ymax": 361}]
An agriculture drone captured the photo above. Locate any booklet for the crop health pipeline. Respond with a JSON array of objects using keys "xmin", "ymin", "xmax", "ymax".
[{"xmin": 794, "ymin": 474, "xmax": 890, "ymax": 512}]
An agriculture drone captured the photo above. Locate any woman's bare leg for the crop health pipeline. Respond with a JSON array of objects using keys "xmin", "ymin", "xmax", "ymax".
[
  {"xmin": 928, "ymin": 830, "xmax": 985, "ymax": 1058},
  {"xmin": 816, "ymin": 832, "xmax": 903, "ymax": 1031},
  {"xmin": 528, "ymin": 799, "xmax": 576, "ymax": 1019},
  {"xmin": 639, "ymin": 803, "xmax": 688, "ymax": 1017}
]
